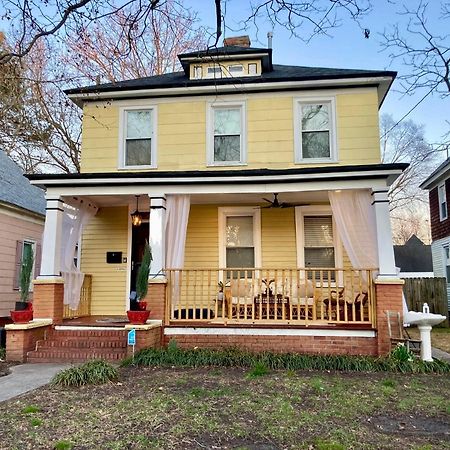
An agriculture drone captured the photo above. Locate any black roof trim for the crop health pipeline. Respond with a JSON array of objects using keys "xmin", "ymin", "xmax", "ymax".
[
  {"xmin": 27, "ymin": 163, "xmax": 408, "ymax": 182},
  {"xmin": 178, "ymin": 45, "xmax": 270, "ymax": 59},
  {"xmin": 64, "ymin": 64, "xmax": 397, "ymax": 96}
]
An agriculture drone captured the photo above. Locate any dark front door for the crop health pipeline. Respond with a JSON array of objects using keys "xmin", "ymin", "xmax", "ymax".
[{"xmin": 130, "ymin": 221, "xmax": 149, "ymax": 294}]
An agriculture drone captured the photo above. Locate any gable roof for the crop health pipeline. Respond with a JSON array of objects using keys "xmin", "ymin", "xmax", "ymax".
[
  {"xmin": 65, "ymin": 63, "xmax": 396, "ymax": 96},
  {"xmin": 420, "ymin": 157, "xmax": 450, "ymax": 190},
  {"xmin": 394, "ymin": 235, "xmax": 433, "ymax": 273},
  {"xmin": 0, "ymin": 150, "xmax": 46, "ymax": 216}
]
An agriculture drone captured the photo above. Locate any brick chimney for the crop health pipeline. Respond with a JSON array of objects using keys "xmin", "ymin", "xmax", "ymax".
[{"xmin": 223, "ymin": 35, "xmax": 251, "ymax": 47}]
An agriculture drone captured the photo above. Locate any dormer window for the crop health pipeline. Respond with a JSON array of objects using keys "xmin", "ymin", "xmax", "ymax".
[
  {"xmin": 248, "ymin": 63, "xmax": 257, "ymax": 75},
  {"xmin": 228, "ymin": 64, "xmax": 244, "ymax": 76},
  {"xmin": 207, "ymin": 66, "xmax": 222, "ymax": 78},
  {"xmin": 193, "ymin": 66, "xmax": 202, "ymax": 79}
]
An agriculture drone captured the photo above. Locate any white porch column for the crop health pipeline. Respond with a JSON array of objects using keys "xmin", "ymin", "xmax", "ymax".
[
  {"xmin": 149, "ymin": 195, "xmax": 166, "ymax": 280},
  {"xmin": 39, "ymin": 196, "xmax": 65, "ymax": 279},
  {"xmin": 372, "ymin": 190, "xmax": 397, "ymax": 279}
]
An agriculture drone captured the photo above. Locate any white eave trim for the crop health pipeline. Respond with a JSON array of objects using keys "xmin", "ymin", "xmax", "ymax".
[
  {"xmin": 68, "ymin": 76, "xmax": 393, "ymax": 106},
  {"xmin": 420, "ymin": 166, "xmax": 450, "ymax": 190},
  {"xmin": 29, "ymin": 168, "xmax": 404, "ymax": 187}
]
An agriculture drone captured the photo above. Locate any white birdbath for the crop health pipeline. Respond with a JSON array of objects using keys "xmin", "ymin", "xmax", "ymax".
[{"xmin": 404, "ymin": 304, "xmax": 446, "ymax": 362}]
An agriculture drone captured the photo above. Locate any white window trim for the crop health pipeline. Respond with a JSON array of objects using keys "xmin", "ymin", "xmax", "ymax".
[
  {"xmin": 118, "ymin": 105, "xmax": 157, "ymax": 170},
  {"xmin": 206, "ymin": 101, "xmax": 247, "ymax": 167},
  {"xmin": 438, "ymin": 182, "xmax": 448, "ymax": 221},
  {"xmin": 205, "ymin": 65, "xmax": 223, "ymax": 79},
  {"xmin": 22, "ymin": 240, "xmax": 36, "ymax": 293},
  {"xmin": 293, "ymin": 96, "xmax": 338, "ymax": 164},
  {"xmin": 295, "ymin": 205, "xmax": 343, "ymax": 271},
  {"xmin": 218, "ymin": 207, "xmax": 261, "ymax": 269}
]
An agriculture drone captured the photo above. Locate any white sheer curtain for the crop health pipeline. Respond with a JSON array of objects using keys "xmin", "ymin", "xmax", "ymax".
[
  {"xmin": 328, "ymin": 189, "xmax": 378, "ymax": 270},
  {"xmin": 60, "ymin": 203, "xmax": 96, "ymax": 309},
  {"xmin": 165, "ymin": 195, "xmax": 190, "ymax": 309}
]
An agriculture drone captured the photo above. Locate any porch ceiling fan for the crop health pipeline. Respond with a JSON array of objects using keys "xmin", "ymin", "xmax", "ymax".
[{"xmin": 259, "ymin": 193, "xmax": 309, "ymax": 208}]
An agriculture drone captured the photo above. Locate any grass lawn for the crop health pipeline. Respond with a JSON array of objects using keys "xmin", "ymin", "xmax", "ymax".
[
  {"xmin": 408, "ymin": 326, "xmax": 450, "ymax": 353},
  {"xmin": 0, "ymin": 367, "xmax": 449, "ymax": 449}
]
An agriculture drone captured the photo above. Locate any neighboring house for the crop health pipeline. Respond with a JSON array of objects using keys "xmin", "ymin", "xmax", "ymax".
[
  {"xmin": 394, "ymin": 235, "xmax": 433, "ymax": 278},
  {"xmin": 9, "ymin": 36, "xmax": 408, "ymax": 362},
  {"xmin": 0, "ymin": 150, "xmax": 45, "ymax": 321},
  {"xmin": 420, "ymin": 158, "xmax": 450, "ymax": 311}
]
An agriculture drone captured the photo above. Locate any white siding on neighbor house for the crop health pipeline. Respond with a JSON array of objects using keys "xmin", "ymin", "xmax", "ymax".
[{"xmin": 431, "ymin": 237, "xmax": 450, "ymax": 310}]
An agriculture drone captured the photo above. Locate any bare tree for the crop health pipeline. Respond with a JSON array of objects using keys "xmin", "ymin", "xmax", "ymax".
[
  {"xmin": 381, "ymin": 1, "xmax": 450, "ymax": 98},
  {"xmin": 0, "ymin": 1, "xmax": 372, "ymax": 65},
  {"xmin": 391, "ymin": 203, "xmax": 431, "ymax": 245},
  {"xmin": 65, "ymin": 0, "xmax": 205, "ymax": 83},
  {"xmin": 0, "ymin": 1, "xmax": 206, "ymax": 173},
  {"xmin": 381, "ymin": 113, "xmax": 437, "ymax": 211}
]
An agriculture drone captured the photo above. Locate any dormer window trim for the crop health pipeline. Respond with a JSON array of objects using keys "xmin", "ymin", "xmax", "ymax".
[
  {"xmin": 206, "ymin": 65, "xmax": 223, "ymax": 79},
  {"xmin": 118, "ymin": 105, "xmax": 157, "ymax": 170},
  {"xmin": 206, "ymin": 100, "xmax": 247, "ymax": 167},
  {"xmin": 294, "ymin": 96, "xmax": 338, "ymax": 164}
]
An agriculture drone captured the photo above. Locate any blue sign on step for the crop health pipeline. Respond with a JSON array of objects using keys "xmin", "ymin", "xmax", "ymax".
[{"xmin": 127, "ymin": 329, "xmax": 136, "ymax": 346}]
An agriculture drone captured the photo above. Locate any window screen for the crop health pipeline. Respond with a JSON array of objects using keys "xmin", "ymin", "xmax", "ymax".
[
  {"xmin": 301, "ymin": 103, "xmax": 331, "ymax": 159},
  {"xmin": 304, "ymin": 216, "xmax": 335, "ymax": 268},
  {"xmin": 213, "ymin": 108, "xmax": 241, "ymax": 162},
  {"xmin": 125, "ymin": 110, "xmax": 152, "ymax": 166}
]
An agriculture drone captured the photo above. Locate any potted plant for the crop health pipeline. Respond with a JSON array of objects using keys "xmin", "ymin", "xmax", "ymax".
[
  {"xmin": 127, "ymin": 242, "xmax": 152, "ymax": 325},
  {"xmin": 11, "ymin": 247, "xmax": 34, "ymax": 323}
]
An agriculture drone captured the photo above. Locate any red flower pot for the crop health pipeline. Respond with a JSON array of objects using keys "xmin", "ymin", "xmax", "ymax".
[
  {"xmin": 127, "ymin": 310, "xmax": 150, "ymax": 325},
  {"xmin": 137, "ymin": 301, "xmax": 147, "ymax": 311},
  {"xmin": 10, "ymin": 309, "xmax": 33, "ymax": 324}
]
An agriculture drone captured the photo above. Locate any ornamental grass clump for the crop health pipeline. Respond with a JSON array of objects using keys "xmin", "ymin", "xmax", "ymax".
[
  {"xmin": 52, "ymin": 360, "xmax": 118, "ymax": 387},
  {"xmin": 125, "ymin": 341, "xmax": 450, "ymax": 374}
]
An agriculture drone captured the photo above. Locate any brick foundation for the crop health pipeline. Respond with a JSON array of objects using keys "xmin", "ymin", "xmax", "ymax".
[
  {"xmin": 375, "ymin": 281, "xmax": 404, "ymax": 355},
  {"xmin": 127, "ymin": 327, "xmax": 162, "ymax": 357},
  {"xmin": 6, "ymin": 325, "xmax": 52, "ymax": 362},
  {"xmin": 164, "ymin": 333, "xmax": 378, "ymax": 356},
  {"xmin": 146, "ymin": 281, "xmax": 166, "ymax": 322},
  {"xmin": 33, "ymin": 280, "xmax": 64, "ymax": 324}
]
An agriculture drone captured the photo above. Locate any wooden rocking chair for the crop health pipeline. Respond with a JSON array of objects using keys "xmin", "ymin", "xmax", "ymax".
[{"xmin": 386, "ymin": 311, "xmax": 421, "ymax": 353}]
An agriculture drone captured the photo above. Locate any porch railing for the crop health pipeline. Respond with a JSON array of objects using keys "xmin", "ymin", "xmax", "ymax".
[
  {"xmin": 165, "ymin": 268, "xmax": 375, "ymax": 326},
  {"xmin": 63, "ymin": 274, "xmax": 92, "ymax": 319}
]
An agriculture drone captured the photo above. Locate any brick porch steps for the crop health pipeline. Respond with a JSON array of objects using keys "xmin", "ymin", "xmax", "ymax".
[{"xmin": 26, "ymin": 328, "xmax": 129, "ymax": 363}]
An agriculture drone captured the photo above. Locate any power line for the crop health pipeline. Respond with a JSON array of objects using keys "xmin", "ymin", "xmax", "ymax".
[{"xmin": 381, "ymin": 87, "xmax": 435, "ymax": 139}]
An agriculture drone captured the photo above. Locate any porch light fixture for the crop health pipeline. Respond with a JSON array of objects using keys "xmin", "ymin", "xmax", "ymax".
[{"xmin": 131, "ymin": 195, "xmax": 142, "ymax": 227}]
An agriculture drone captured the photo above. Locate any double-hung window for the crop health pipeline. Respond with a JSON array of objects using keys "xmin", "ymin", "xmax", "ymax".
[
  {"xmin": 295, "ymin": 98, "xmax": 336, "ymax": 162},
  {"xmin": 304, "ymin": 216, "xmax": 335, "ymax": 269},
  {"xmin": 208, "ymin": 102, "xmax": 246, "ymax": 165},
  {"xmin": 438, "ymin": 183, "xmax": 447, "ymax": 221},
  {"xmin": 121, "ymin": 108, "xmax": 156, "ymax": 168},
  {"xmin": 226, "ymin": 216, "xmax": 255, "ymax": 268}
]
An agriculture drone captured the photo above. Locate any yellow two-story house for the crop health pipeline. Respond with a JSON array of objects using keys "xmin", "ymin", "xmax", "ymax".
[{"xmin": 20, "ymin": 36, "xmax": 407, "ymax": 362}]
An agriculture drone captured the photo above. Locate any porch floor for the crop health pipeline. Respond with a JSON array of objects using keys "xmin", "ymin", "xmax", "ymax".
[{"xmin": 61, "ymin": 315, "xmax": 129, "ymax": 327}]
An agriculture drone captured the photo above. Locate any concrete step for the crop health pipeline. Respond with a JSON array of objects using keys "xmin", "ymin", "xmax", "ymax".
[
  {"xmin": 27, "ymin": 348, "xmax": 127, "ymax": 363},
  {"xmin": 36, "ymin": 339, "xmax": 127, "ymax": 350}
]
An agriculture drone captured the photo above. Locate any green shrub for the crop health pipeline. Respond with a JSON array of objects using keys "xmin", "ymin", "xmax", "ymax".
[
  {"xmin": 246, "ymin": 362, "xmax": 269, "ymax": 378},
  {"xmin": 390, "ymin": 343, "xmax": 414, "ymax": 362},
  {"xmin": 54, "ymin": 440, "xmax": 73, "ymax": 450},
  {"xmin": 127, "ymin": 344, "xmax": 450, "ymax": 374},
  {"xmin": 52, "ymin": 360, "xmax": 118, "ymax": 387},
  {"xmin": 22, "ymin": 405, "xmax": 40, "ymax": 414},
  {"xmin": 0, "ymin": 347, "xmax": 5, "ymax": 360},
  {"xmin": 30, "ymin": 418, "xmax": 42, "ymax": 427}
]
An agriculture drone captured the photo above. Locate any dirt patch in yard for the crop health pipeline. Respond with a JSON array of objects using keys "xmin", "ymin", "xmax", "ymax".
[
  {"xmin": 0, "ymin": 367, "xmax": 449, "ymax": 449},
  {"xmin": 0, "ymin": 361, "xmax": 13, "ymax": 377}
]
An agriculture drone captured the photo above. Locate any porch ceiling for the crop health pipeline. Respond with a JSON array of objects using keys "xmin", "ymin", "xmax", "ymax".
[{"xmin": 63, "ymin": 191, "xmax": 330, "ymax": 208}]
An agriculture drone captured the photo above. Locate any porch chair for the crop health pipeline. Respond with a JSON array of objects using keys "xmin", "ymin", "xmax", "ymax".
[
  {"xmin": 226, "ymin": 279, "xmax": 257, "ymax": 319},
  {"xmin": 322, "ymin": 282, "xmax": 369, "ymax": 321},
  {"xmin": 287, "ymin": 279, "xmax": 316, "ymax": 320},
  {"xmin": 386, "ymin": 310, "xmax": 421, "ymax": 353}
]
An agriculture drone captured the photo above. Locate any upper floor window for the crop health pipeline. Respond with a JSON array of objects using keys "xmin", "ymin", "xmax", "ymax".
[
  {"xmin": 120, "ymin": 108, "xmax": 156, "ymax": 169},
  {"xmin": 294, "ymin": 98, "xmax": 337, "ymax": 163},
  {"xmin": 438, "ymin": 182, "xmax": 447, "ymax": 221},
  {"xmin": 207, "ymin": 102, "xmax": 246, "ymax": 166},
  {"xmin": 193, "ymin": 66, "xmax": 202, "ymax": 79}
]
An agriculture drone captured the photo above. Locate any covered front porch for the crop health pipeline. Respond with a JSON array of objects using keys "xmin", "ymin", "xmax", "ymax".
[{"xmin": 18, "ymin": 164, "xmax": 406, "ymax": 360}]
